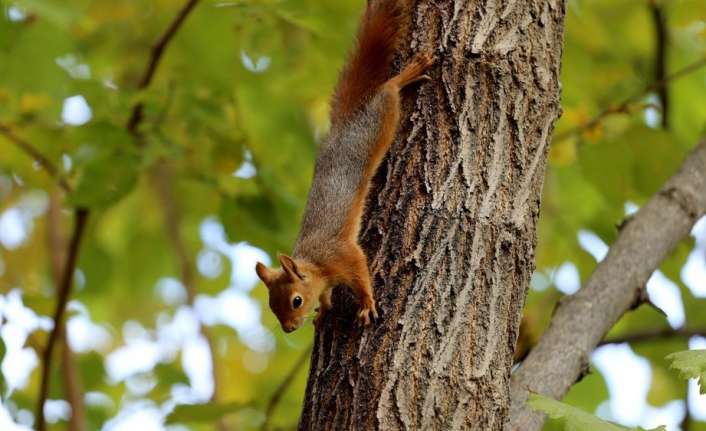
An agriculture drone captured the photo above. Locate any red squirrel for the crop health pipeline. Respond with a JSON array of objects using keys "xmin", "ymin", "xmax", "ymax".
[{"xmin": 255, "ymin": 0, "xmax": 433, "ymax": 333}]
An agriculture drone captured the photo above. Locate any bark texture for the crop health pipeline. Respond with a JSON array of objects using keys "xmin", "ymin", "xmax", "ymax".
[
  {"xmin": 508, "ymin": 137, "xmax": 706, "ymax": 431},
  {"xmin": 299, "ymin": 1, "xmax": 566, "ymax": 429}
]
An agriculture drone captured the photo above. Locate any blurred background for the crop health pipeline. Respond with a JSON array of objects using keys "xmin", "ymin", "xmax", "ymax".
[{"xmin": 0, "ymin": 0, "xmax": 705, "ymax": 430}]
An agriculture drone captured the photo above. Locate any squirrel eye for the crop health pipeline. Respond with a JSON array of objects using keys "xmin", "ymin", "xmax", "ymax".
[{"xmin": 292, "ymin": 295, "xmax": 303, "ymax": 309}]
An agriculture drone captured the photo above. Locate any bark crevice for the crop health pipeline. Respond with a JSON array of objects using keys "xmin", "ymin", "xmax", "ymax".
[{"xmin": 299, "ymin": 1, "xmax": 566, "ymax": 429}]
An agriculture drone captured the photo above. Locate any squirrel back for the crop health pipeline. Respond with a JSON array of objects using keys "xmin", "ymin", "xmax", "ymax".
[
  {"xmin": 294, "ymin": 0, "xmax": 408, "ymax": 262},
  {"xmin": 330, "ymin": 0, "xmax": 406, "ymax": 126},
  {"xmin": 256, "ymin": 0, "xmax": 433, "ymax": 333}
]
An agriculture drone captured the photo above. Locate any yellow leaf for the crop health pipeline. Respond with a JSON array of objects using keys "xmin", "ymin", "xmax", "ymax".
[
  {"xmin": 583, "ymin": 121, "xmax": 603, "ymax": 143},
  {"xmin": 561, "ymin": 107, "xmax": 589, "ymax": 128},
  {"xmin": 19, "ymin": 93, "xmax": 52, "ymax": 113},
  {"xmin": 549, "ymin": 136, "xmax": 577, "ymax": 166}
]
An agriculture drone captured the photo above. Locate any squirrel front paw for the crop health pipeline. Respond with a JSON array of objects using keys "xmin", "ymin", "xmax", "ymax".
[{"xmin": 357, "ymin": 299, "xmax": 378, "ymax": 326}]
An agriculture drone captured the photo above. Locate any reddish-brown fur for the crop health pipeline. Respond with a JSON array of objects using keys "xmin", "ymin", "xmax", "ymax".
[
  {"xmin": 255, "ymin": 0, "xmax": 433, "ymax": 333},
  {"xmin": 330, "ymin": 0, "xmax": 405, "ymax": 126}
]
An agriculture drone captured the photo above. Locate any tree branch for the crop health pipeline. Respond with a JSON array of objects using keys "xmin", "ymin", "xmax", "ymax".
[
  {"xmin": 0, "ymin": 123, "xmax": 71, "ymax": 193},
  {"xmin": 34, "ymin": 1, "xmax": 201, "ymax": 429},
  {"xmin": 36, "ymin": 208, "xmax": 89, "ymax": 431},
  {"xmin": 553, "ymin": 57, "xmax": 705, "ymax": 143},
  {"xmin": 261, "ymin": 345, "xmax": 312, "ymax": 431},
  {"xmin": 59, "ymin": 338, "xmax": 86, "ymax": 431},
  {"xmin": 599, "ymin": 328, "xmax": 706, "ymax": 346},
  {"xmin": 682, "ymin": 395, "xmax": 692, "ymax": 431},
  {"xmin": 126, "ymin": 0, "xmax": 200, "ymax": 136},
  {"xmin": 46, "ymin": 193, "xmax": 87, "ymax": 431},
  {"xmin": 508, "ymin": 137, "xmax": 706, "ymax": 431},
  {"xmin": 649, "ymin": 1, "xmax": 669, "ymax": 128}
]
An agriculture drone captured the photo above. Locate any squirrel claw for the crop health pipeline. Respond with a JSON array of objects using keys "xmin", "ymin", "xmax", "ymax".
[
  {"xmin": 357, "ymin": 302, "xmax": 378, "ymax": 326},
  {"xmin": 357, "ymin": 309, "xmax": 372, "ymax": 326}
]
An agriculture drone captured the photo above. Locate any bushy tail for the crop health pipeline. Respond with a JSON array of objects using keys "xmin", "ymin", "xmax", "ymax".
[{"xmin": 330, "ymin": 0, "xmax": 406, "ymax": 125}]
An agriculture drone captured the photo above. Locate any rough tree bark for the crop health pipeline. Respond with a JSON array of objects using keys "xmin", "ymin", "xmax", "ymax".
[{"xmin": 298, "ymin": 1, "xmax": 566, "ymax": 429}]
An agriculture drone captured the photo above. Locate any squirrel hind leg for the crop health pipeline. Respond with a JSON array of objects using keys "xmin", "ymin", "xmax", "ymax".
[{"xmin": 389, "ymin": 52, "xmax": 435, "ymax": 89}]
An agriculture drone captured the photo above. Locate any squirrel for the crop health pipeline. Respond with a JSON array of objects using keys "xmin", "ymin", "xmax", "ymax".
[{"xmin": 255, "ymin": 0, "xmax": 433, "ymax": 333}]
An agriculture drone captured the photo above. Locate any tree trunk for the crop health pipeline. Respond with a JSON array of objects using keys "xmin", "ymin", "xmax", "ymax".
[{"xmin": 299, "ymin": 1, "xmax": 566, "ymax": 429}]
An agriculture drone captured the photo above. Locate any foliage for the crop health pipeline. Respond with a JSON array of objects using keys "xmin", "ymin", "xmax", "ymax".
[
  {"xmin": 165, "ymin": 401, "xmax": 245, "ymax": 425},
  {"xmin": 529, "ymin": 394, "xmax": 666, "ymax": 431},
  {"xmin": 0, "ymin": 0, "xmax": 705, "ymax": 429},
  {"xmin": 668, "ymin": 350, "xmax": 706, "ymax": 394}
]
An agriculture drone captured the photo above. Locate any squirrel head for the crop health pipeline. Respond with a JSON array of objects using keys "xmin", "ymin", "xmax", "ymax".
[{"xmin": 255, "ymin": 254, "xmax": 322, "ymax": 333}]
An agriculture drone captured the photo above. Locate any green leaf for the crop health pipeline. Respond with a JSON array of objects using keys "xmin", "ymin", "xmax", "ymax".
[
  {"xmin": 561, "ymin": 367, "xmax": 610, "ymax": 413},
  {"xmin": 150, "ymin": 362, "xmax": 190, "ymax": 403},
  {"xmin": 165, "ymin": 401, "xmax": 243, "ymax": 425},
  {"xmin": 13, "ymin": 0, "xmax": 81, "ymax": 29},
  {"xmin": 68, "ymin": 122, "xmax": 140, "ymax": 209},
  {"xmin": 527, "ymin": 394, "xmax": 665, "ymax": 431},
  {"xmin": 220, "ymin": 194, "xmax": 288, "ymax": 253},
  {"xmin": 70, "ymin": 153, "xmax": 138, "ymax": 208},
  {"xmin": 666, "ymin": 349, "xmax": 706, "ymax": 394}
]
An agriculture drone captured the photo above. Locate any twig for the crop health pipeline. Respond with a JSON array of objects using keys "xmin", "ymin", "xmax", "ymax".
[
  {"xmin": 649, "ymin": 1, "xmax": 669, "ymax": 128},
  {"xmin": 0, "ymin": 123, "xmax": 71, "ymax": 193},
  {"xmin": 599, "ymin": 328, "xmax": 706, "ymax": 346},
  {"xmin": 59, "ymin": 336, "xmax": 86, "ymax": 431},
  {"xmin": 261, "ymin": 346, "xmax": 312, "ymax": 431},
  {"xmin": 36, "ymin": 208, "xmax": 89, "ymax": 431},
  {"xmin": 126, "ymin": 0, "xmax": 201, "ymax": 136},
  {"xmin": 46, "ymin": 193, "xmax": 87, "ymax": 431},
  {"xmin": 553, "ymin": 57, "xmax": 706, "ymax": 143},
  {"xmin": 681, "ymin": 389, "xmax": 692, "ymax": 431}
]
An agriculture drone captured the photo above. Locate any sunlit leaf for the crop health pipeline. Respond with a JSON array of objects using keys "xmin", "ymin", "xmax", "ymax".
[
  {"xmin": 69, "ymin": 152, "xmax": 138, "ymax": 208},
  {"xmin": 528, "ymin": 394, "xmax": 666, "ymax": 431},
  {"xmin": 667, "ymin": 349, "xmax": 706, "ymax": 394},
  {"xmin": 165, "ymin": 401, "xmax": 244, "ymax": 425}
]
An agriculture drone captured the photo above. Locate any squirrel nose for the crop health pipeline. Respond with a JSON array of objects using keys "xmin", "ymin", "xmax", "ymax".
[{"xmin": 283, "ymin": 323, "xmax": 296, "ymax": 333}]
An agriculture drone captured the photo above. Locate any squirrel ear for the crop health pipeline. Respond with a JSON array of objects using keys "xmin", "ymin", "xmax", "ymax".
[
  {"xmin": 278, "ymin": 254, "xmax": 303, "ymax": 280},
  {"xmin": 255, "ymin": 262, "xmax": 274, "ymax": 286}
]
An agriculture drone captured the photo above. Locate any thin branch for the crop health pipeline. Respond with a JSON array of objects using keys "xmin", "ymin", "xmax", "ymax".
[
  {"xmin": 599, "ymin": 328, "xmax": 706, "ymax": 346},
  {"xmin": 36, "ymin": 208, "xmax": 89, "ymax": 431},
  {"xmin": 681, "ymin": 392, "xmax": 692, "ymax": 431},
  {"xmin": 553, "ymin": 57, "xmax": 706, "ymax": 143},
  {"xmin": 649, "ymin": 0, "xmax": 669, "ymax": 128},
  {"xmin": 34, "ymin": 1, "xmax": 201, "ymax": 428},
  {"xmin": 0, "ymin": 123, "xmax": 71, "ymax": 193},
  {"xmin": 508, "ymin": 137, "xmax": 706, "ymax": 431},
  {"xmin": 261, "ymin": 345, "xmax": 312, "ymax": 431},
  {"xmin": 59, "ymin": 337, "xmax": 86, "ymax": 431},
  {"xmin": 46, "ymin": 193, "xmax": 87, "ymax": 431},
  {"xmin": 127, "ymin": 0, "xmax": 200, "ymax": 136}
]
